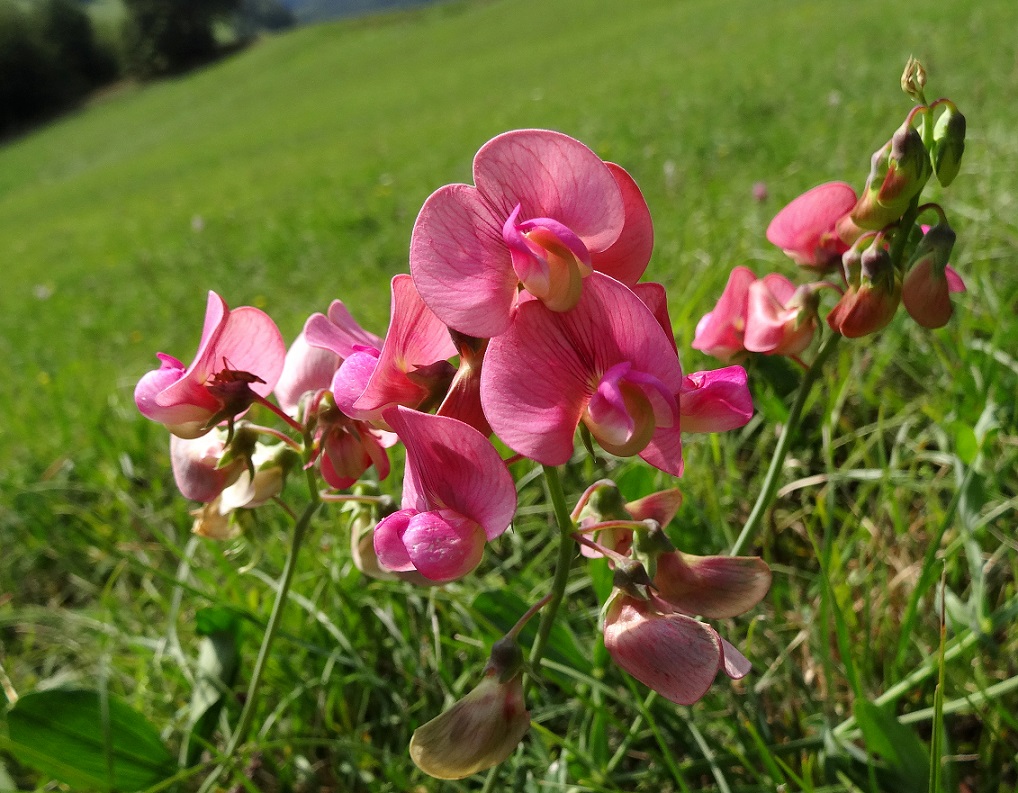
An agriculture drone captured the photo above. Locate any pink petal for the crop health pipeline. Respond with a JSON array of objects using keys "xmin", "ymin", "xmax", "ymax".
[
  {"xmin": 274, "ymin": 332, "xmax": 340, "ymax": 415},
  {"xmin": 482, "ymin": 273, "xmax": 684, "ymax": 467},
  {"xmin": 603, "ymin": 597, "xmax": 722, "ymax": 706},
  {"xmin": 945, "ymin": 265, "xmax": 966, "ymax": 293},
  {"xmin": 374, "ymin": 509, "xmax": 417, "ymax": 572},
  {"xmin": 473, "ymin": 129, "xmax": 624, "ymax": 253},
  {"xmin": 304, "ymin": 300, "xmax": 384, "ymax": 359},
  {"xmin": 639, "ymin": 423, "xmax": 684, "ymax": 477},
  {"xmin": 402, "ymin": 508, "xmax": 487, "ymax": 582},
  {"xmin": 720, "ymin": 637, "xmax": 752, "ymax": 680},
  {"xmin": 169, "ymin": 434, "xmax": 243, "ymax": 502},
  {"xmin": 766, "ymin": 182, "xmax": 857, "ymax": 266},
  {"xmin": 410, "ymin": 183, "xmax": 519, "ymax": 337},
  {"xmin": 589, "ymin": 162, "xmax": 654, "ymax": 286},
  {"xmin": 679, "ymin": 366, "xmax": 753, "ymax": 433},
  {"xmin": 354, "ymin": 275, "xmax": 457, "ymax": 418},
  {"xmin": 624, "ymin": 489, "xmax": 683, "ymax": 527},
  {"xmin": 332, "ymin": 348, "xmax": 380, "ymax": 419},
  {"xmin": 654, "ymin": 553, "xmax": 772, "ymax": 618},
  {"xmin": 386, "ymin": 407, "xmax": 516, "ymax": 541},
  {"xmin": 691, "ymin": 267, "xmax": 756, "ymax": 361},
  {"xmin": 631, "ymin": 282, "xmax": 677, "ymax": 354}
]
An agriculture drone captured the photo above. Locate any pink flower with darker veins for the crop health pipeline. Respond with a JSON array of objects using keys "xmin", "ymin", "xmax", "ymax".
[
  {"xmin": 373, "ymin": 407, "xmax": 516, "ymax": 583},
  {"xmin": 410, "ymin": 129, "xmax": 653, "ymax": 338},
  {"xmin": 135, "ymin": 291, "xmax": 286, "ymax": 439}
]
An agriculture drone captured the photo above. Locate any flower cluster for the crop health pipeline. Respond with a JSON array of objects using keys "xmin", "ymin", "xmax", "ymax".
[
  {"xmin": 135, "ymin": 67, "xmax": 969, "ymax": 776},
  {"xmin": 695, "ymin": 62, "xmax": 966, "ymax": 356}
]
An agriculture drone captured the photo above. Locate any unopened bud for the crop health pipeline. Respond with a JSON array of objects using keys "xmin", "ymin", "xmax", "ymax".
[
  {"xmin": 901, "ymin": 56, "xmax": 927, "ymax": 102},
  {"xmin": 852, "ymin": 119, "xmax": 932, "ymax": 229},
  {"xmin": 930, "ymin": 103, "xmax": 965, "ymax": 187},
  {"xmin": 827, "ymin": 239, "xmax": 901, "ymax": 337},
  {"xmin": 902, "ymin": 223, "xmax": 959, "ymax": 328}
]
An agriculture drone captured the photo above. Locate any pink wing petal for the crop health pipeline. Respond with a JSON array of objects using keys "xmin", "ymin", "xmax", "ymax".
[
  {"xmin": 170, "ymin": 434, "xmax": 242, "ymax": 503},
  {"xmin": 473, "ymin": 129, "xmax": 624, "ymax": 252},
  {"xmin": 410, "ymin": 183, "xmax": 519, "ymax": 337},
  {"xmin": 603, "ymin": 597, "xmax": 722, "ymax": 706},
  {"xmin": 374, "ymin": 509, "xmax": 417, "ymax": 572},
  {"xmin": 401, "ymin": 509, "xmax": 487, "ymax": 582},
  {"xmin": 354, "ymin": 275, "xmax": 457, "ymax": 418},
  {"xmin": 589, "ymin": 162, "xmax": 654, "ymax": 286},
  {"xmin": 945, "ymin": 265, "xmax": 966, "ymax": 293},
  {"xmin": 386, "ymin": 407, "xmax": 516, "ymax": 541}
]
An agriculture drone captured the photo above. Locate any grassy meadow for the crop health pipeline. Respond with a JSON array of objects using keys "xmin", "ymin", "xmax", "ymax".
[{"xmin": 1, "ymin": 0, "xmax": 1017, "ymax": 789}]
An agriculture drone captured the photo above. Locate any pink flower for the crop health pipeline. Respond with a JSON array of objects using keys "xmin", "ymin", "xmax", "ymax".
[
  {"xmin": 373, "ymin": 408, "xmax": 516, "ymax": 583},
  {"xmin": 274, "ymin": 300, "xmax": 383, "ymax": 415},
  {"xmin": 135, "ymin": 291, "xmax": 286, "ymax": 439},
  {"xmin": 170, "ymin": 431, "xmax": 246, "ymax": 503},
  {"xmin": 766, "ymin": 181, "xmax": 858, "ymax": 269},
  {"xmin": 691, "ymin": 267, "xmax": 756, "ymax": 362},
  {"xmin": 410, "ymin": 130, "xmax": 653, "ymax": 338},
  {"xmin": 481, "ymin": 273, "xmax": 685, "ymax": 476},
  {"xmin": 602, "ymin": 595, "xmax": 751, "ymax": 706},
  {"xmin": 314, "ymin": 395, "xmax": 394, "ymax": 490},
  {"xmin": 743, "ymin": 274, "xmax": 818, "ymax": 356}
]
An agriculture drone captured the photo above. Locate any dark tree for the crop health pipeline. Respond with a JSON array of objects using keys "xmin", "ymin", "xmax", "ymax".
[{"xmin": 122, "ymin": 0, "xmax": 243, "ymax": 77}]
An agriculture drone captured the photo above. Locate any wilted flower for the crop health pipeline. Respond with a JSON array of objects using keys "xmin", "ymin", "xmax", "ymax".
[{"xmin": 410, "ymin": 638, "xmax": 529, "ymax": 780}]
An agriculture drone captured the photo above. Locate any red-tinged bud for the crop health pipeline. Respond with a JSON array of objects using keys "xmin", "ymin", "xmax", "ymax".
[
  {"xmin": 902, "ymin": 223, "xmax": 959, "ymax": 328},
  {"xmin": 409, "ymin": 642, "xmax": 529, "ymax": 780},
  {"xmin": 930, "ymin": 102, "xmax": 965, "ymax": 187},
  {"xmin": 827, "ymin": 240, "xmax": 901, "ymax": 337},
  {"xmin": 852, "ymin": 118, "xmax": 932, "ymax": 230}
]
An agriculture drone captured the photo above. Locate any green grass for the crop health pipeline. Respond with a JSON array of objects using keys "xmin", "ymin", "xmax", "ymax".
[{"xmin": 1, "ymin": 0, "xmax": 1017, "ymax": 790}]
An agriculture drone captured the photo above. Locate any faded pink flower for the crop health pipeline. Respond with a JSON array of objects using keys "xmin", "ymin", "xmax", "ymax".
[
  {"xmin": 135, "ymin": 291, "xmax": 286, "ymax": 439},
  {"xmin": 410, "ymin": 129, "xmax": 653, "ymax": 338},
  {"xmin": 603, "ymin": 595, "xmax": 751, "ymax": 705},
  {"xmin": 373, "ymin": 407, "xmax": 516, "ymax": 583}
]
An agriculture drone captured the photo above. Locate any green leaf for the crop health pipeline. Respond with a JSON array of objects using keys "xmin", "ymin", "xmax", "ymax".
[
  {"xmin": 952, "ymin": 422, "xmax": 979, "ymax": 465},
  {"xmin": 3, "ymin": 689, "xmax": 174, "ymax": 792},
  {"xmin": 183, "ymin": 607, "xmax": 242, "ymax": 767},
  {"xmin": 853, "ymin": 699, "xmax": 929, "ymax": 793}
]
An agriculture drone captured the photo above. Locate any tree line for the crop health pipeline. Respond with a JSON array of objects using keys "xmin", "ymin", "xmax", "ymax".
[{"xmin": 0, "ymin": 0, "xmax": 296, "ymax": 138}]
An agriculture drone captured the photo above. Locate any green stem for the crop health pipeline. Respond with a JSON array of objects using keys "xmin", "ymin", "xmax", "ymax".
[
  {"xmin": 528, "ymin": 465, "xmax": 577, "ymax": 677},
  {"xmin": 197, "ymin": 470, "xmax": 321, "ymax": 793},
  {"xmin": 730, "ymin": 332, "xmax": 842, "ymax": 556}
]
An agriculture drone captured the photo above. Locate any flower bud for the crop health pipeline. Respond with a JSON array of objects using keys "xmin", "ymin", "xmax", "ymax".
[
  {"xmin": 827, "ymin": 240, "xmax": 901, "ymax": 337},
  {"xmin": 902, "ymin": 223, "xmax": 962, "ymax": 328},
  {"xmin": 852, "ymin": 119, "xmax": 932, "ymax": 230},
  {"xmin": 409, "ymin": 643, "xmax": 529, "ymax": 780},
  {"xmin": 930, "ymin": 103, "xmax": 965, "ymax": 187}
]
